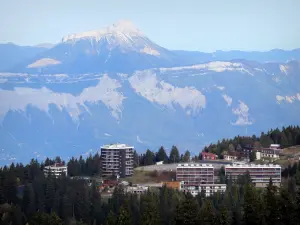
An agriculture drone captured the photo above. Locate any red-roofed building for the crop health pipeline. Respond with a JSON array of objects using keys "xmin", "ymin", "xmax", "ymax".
[{"xmin": 201, "ymin": 152, "xmax": 218, "ymax": 160}]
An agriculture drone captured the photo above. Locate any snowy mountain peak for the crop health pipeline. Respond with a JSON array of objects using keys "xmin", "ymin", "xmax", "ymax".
[
  {"xmin": 61, "ymin": 20, "xmax": 144, "ymax": 43},
  {"xmin": 110, "ymin": 20, "xmax": 142, "ymax": 34}
]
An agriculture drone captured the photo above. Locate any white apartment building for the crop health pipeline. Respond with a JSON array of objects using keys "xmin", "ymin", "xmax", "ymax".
[
  {"xmin": 225, "ymin": 164, "xmax": 281, "ymax": 187},
  {"xmin": 100, "ymin": 144, "xmax": 134, "ymax": 178},
  {"xmin": 183, "ymin": 183, "xmax": 227, "ymax": 197},
  {"xmin": 126, "ymin": 185, "xmax": 148, "ymax": 194},
  {"xmin": 256, "ymin": 149, "xmax": 280, "ymax": 160},
  {"xmin": 44, "ymin": 163, "xmax": 68, "ymax": 177}
]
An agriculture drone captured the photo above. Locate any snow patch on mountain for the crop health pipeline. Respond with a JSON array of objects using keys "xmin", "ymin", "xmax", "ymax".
[
  {"xmin": 0, "ymin": 75, "xmax": 125, "ymax": 121},
  {"xmin": 215, "ymin": 85, "xmax": 225, "ymax": 90},
  {"xmin": 27, "ymin": 58, "xmax": 61, "ymax": 68},
  {"xmin": 128, "ymin": 70, "xmax": 206, "ymax": 115},
  {"xmin": 222, "ymin": 94, "xmax": 232, "ymax": 106},
  {"xmin": 62, "ymin": 20, "xmax": 144, "ymax": 43},
  {"xmin": 280, "ymin": 65, "xmax": 288, "ymax": 75},
  {"xmin": 276, "ymin": 93, "xmax": 300, "ymax": 103},
  {"xmin": 231, "ymin": 101, "xmax": 252, "ymax": 126},
  {"xmin": 160, "ymin": 61, "xmax": 254, "ymax": 75},
  {"xmin": 140, "ymin": 46, "xmax": 160, "ymax": 56}
]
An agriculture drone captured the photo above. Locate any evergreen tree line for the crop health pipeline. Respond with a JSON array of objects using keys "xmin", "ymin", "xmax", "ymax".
[
  {"xmin": 281, "ymin": 161, "xmax": 300, "ymax": 185},
  {"xmin": 137, "ymin": 146, "xmax": 192, "ymax": 167},
  {"xmin": 202, "ymin": 125, "xmax": 300, "ymax": 158},
  {"xmin": 1, "ymin": 157, "xmax": 300, "ymax": 224}
]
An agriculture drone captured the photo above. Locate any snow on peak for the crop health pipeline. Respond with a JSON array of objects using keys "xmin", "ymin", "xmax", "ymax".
[{"xmin": 61, "ymin": 20, "xmax": 144, "ymax": 43}]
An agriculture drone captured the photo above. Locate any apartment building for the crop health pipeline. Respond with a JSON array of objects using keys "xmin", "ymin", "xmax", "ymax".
[
  {"xmin": 183, "ymin": 184, "xmax": 226, "ymax": 197},
  {"xmin": 44, "ymin": 163, "xmax": 68, "ymax": 177},
  {"xmin": 225, "ymin": 164, "xmax": 281, "ymax": 187},
  {"xmin": 176, "ymin": 163, "xmax": 214, "ymax": 189},
  {"xmin": 100, "ymin": 144, "xmax": 134, "ymax": 178}
]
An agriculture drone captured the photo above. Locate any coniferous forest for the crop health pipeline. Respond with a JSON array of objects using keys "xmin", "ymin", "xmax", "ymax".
[
  {"xmin": 202, "ymin": 126, "xmax": 300, "ymax": 158},
  {"xmin": 0, "ymin": 157, "xmax": 300, "ymax": 224},
  {"xmin": 1, "ymin": 125, "xmax": 300, "ymax": 224}
]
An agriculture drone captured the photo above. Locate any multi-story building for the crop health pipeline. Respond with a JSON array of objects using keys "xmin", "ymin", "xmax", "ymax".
[
  {"xmin": 225, "ymin": 164, "xmax": 281, "ymax": 187},
  {"xmin": 44, "ymin": 163, "xmax": 68, "ymax": 177},
  {"xmin": 176, "ymin": 163, "xmax": 214, "ymax": 189},
  {"xmin": 100, "ymin": 144, "xmax": 134, "ymax": 178},
  {"xmin": 255, "ymin": 149, "xmax": 280, "ymax": 160},
  {"xmin": 182, "ymin": 184, "xmax": 227, "ymax": 197}
]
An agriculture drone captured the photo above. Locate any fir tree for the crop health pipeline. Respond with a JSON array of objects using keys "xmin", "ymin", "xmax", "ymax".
[{"xmin": 175, "ymin": 193, "xmax": 200, "ymax": 225}]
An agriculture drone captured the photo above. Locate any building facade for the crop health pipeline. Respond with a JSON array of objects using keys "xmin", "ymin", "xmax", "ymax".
[
  {"xmin": 163, "ymin": 181, "xmax": 183, "ymax": 190},
  {"xmin": 44, "ymin": 163, "xmax": 68, "ymax": 177},
  {"xmin": 100, "ymin": 144, "xmax": 134, "ymax": 178},
  {"xmin": 225, "ymin": 164, "xmax": 281, "ymax": 187},
  {"xmin": 182, "ymin": 184, "xmax": 226, "ymax": 197},
  {"xmin": 176, "ymin": 163, "xmax": 214, "ymax": 189},
  {"xmin": 256, "ymin": 149, "xmax": 280, "ymax": 160},
  {"xmin": 201, "ymin": 152, "xmax": 218, "ymax": 160}
]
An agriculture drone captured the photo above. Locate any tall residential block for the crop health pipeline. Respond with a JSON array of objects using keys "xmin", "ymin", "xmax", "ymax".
[{"xmin": 100, "ymin": 144, "xmax": 134, "ymax": 178}]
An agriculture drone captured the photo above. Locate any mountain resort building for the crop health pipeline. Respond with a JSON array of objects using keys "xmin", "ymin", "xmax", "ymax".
[
  {"xmin": 44, "ymin": 163, "xmax": 68, "ymax": 177},
  {"xmin": 100, "ymin": 144, "xmax": 134, "ymax": 178},
  {"xmin": 176, "ymin": 163, "xmax": 214, "ymax": 188},
  {"xmin": 225, "ymin": 164, "xmax": 281, "ymax": 187}
]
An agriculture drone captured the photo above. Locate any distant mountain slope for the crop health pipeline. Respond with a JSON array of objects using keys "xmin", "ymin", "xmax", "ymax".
[
  {"xmin": 0, "ymin": 43, "xmax": 47, "ymax": 72},
  {"xmin": 1, "ymin": 60, "xmax": 300, "ymax": 165},
  {"xmin": 1, "ymin": 20, "xmax": 300, "ymax": 165},
  {"xmin": 173, "ymin": 49, "xmax": 300, "ymax": 65}
]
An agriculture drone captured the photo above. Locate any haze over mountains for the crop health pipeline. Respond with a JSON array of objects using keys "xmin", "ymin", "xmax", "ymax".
[{"xmin": 1, "ymin": 20, "xmax": 300, "ymax": 165}]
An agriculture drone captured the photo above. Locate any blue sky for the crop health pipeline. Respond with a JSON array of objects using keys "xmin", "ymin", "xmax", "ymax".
[{"xmin": 0, "ymin": 0, "xmax": 299, "ymax": 52}]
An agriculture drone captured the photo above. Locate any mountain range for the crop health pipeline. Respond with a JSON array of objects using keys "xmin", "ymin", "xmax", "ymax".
[{"xmin": 1, "ymin": 20, "xmax": 300, "ymax": 165}]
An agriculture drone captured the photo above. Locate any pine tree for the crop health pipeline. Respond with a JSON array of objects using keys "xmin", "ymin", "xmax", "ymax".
[
  {"xmin": 140, "ymin": 193, "xmax": 160, "ymax": 225},
  {"xmin": 116, "ymin": 204, "xmax": 132, "ymax": 225},
  {"xmin": 75, "ymin": 188, "xmax": 90, "ymax": 223},
  {"xmin": 11, "ymin": 205, "xmax": 24, "ymax": 225},
  {"xmin": 199, "ymin": 199, "xmax": 216, "ymax": 225},
  {"xmin": 156, "ymin": 146, "xmax": 168, "ymax": 163},
  {"xmin": 278, "ymin": 188, "xmax": 297, "ymax": 224},
  {"xmin": 295, "ymin": 188, "xmax": 300, "ymax": 224},
  {"xmin": 45, "ymin": 178, "xmax": 55, "ymax": 213},
  {"xmin": 144, "ymin": 149, "xmax": 155, "ymax": 165},
  {"xmin": 243, "ymin": 184, "xmax": 262, "ymax": 225},
  {"xmin": 22, "ymin": 183, "xmax": 36, "ymax": 218},
  {"xmin": 106, "ymin": 211, "xmax": 116, "ymax": 225},
  {"xmin": 175, "ymin": 193, "xmax": 200, "ymax": 225},
  {"xmin": 169, "ymin": 146, "xmax": 180, "ymax": 163},
  {"xmin": 216, "ymin": 206, "xmax": 231, "ymax": 225},
  {"xmin": 263, "ymin": 179, "xmax": 279, "ymax": 225},
  {"xmin": 183, "ymin": 150, "xmax": 191, "ymax": 162},
  {"xmin": 61, "ymin": 194, "xmax": 72, "ymax": 220}
]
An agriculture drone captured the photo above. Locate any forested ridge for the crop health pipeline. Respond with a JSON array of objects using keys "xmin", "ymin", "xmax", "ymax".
[
  {"xmin": 1, "ymin": 156, "xmax": 300, "ymax": 224},
  {"xmin": 203, "ymin": 126, "xmax": 300, "ymax": 158},
  {"xmin": 1, "ymin": 125, "xmax": 300, "ymax": 224}
]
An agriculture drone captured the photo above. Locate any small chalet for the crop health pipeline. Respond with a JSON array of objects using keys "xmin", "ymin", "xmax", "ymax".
[{"xmin": 201, "ymin": 152, "xmax": 218, "ymax": 160}]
